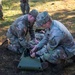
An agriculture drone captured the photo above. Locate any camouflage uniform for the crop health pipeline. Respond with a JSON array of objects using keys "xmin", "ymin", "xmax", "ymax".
[
  {"xmin": 29, "ymin": 31, "xmax": 45, "ymax": 48},
  {"xmin": 35, "ymin": 32, "xmax": 45, "ymax": 41},
  {"xmin": 6, "ymin": 9, "xmax": 38, "ymax": 53},
  {"xmin": 0, "ymin": 0, "xmax": 3, "ymax": 19},
  {"xmin": 35, "ymin": 12, "xmax": 75, "ymax": 64},
  {"xmin": 20, "ymin": 0, "xmax": 30, "ymax": 14}
]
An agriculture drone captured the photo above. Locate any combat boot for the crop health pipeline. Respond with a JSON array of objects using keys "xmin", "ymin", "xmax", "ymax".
[{"xmin": 41, "ymin": 61, "xmax": 49, "ymax": 70}]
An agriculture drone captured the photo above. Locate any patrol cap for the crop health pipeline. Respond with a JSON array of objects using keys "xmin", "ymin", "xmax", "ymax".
[
  {"xmin": 29, "ymin": 9, "xmax": 38, "ymax": 19},
  {"xmin": 36, "ymin": 11, "xmax": 50, "ymax": 27}
]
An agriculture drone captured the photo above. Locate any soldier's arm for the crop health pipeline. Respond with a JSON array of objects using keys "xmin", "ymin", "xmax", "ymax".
[
  {"xmin": 29, "ymin": 27, "xmax": 35, "ymax": 40},
  {"xmin": 36, "ymin": 32, "xmax": 49, "ymax": 50},
  {"xmin": 19, "ymin": 37, "xmax": 28, "ymax": 48},
  {"xmin": 15, "ymin": 20, "xmax": 25, "ymax": 38},
  {"xmin": 30, "ymin": 32, "xmax": 48, "ymax": 54},
  {"xmin": 17, "ymin": 29, "xmax": 29, "ymax": 48}
]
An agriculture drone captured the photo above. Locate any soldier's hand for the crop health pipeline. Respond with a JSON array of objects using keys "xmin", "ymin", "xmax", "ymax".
[
  {"xmin": 34, "ymin": 38, "xmax": 39, "ymax": 44},
  {"xmin": 30, "ymin": 52, "xmax": 36, "ymax": 58},
  {"xmin": 30, "ymin": 45, "xmax": 37, "ymax": 54},
  {"xmin": 30, "ymin": 48, "xmax": 35, "ymax": 54}
]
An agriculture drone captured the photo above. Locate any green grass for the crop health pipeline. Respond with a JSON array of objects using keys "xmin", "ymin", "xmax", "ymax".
[{"xmin": 0, "ymin": 0, "xmax": 75, "ymax": 44}]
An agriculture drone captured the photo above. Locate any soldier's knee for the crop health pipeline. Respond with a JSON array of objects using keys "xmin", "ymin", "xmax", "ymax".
[{"xmin": 42, "ymin": 53, "xmax": 61, "ymax": 64}]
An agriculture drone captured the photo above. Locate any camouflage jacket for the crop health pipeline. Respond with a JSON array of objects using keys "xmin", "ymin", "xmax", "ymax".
[
  {"xmin": 36, "ymin": 20, "xmax": 75, "ymax": 58},
  {"xmin": 9, "ymin": 14, "xmax": 35, "ymax": 40}
]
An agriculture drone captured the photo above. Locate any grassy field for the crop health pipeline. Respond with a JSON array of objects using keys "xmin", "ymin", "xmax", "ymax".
[{"xmin": 0, "ymin": 0, "xmax": 75, "ymax": 44}]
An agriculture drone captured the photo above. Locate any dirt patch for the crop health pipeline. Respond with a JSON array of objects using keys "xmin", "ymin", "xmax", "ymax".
[{"xmin": 0, "ymin": 41, "xmax": 75, "ymax": 75}]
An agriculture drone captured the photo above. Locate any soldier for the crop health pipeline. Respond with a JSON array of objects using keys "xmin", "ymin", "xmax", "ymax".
[
  {"xmin": 30, "ymin": 11, "xmax": 75, "ymax": 69},
  {"xmin": 0, "ymin": 0, "xmax": 4, "ymax": 20},
  {"xmin": 6, "ymin": 9, "xmax": 38, "ymax": 54},
  {"xmin": 20, "ymin": 0, "xmax": 30, "ymax": 15}
]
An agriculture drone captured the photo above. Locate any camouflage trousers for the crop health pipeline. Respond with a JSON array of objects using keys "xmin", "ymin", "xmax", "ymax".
[
  {"xmin": 36, "ymin": 46, "xmax": 67, "ymax": 64},
  {"xmin": 6, "ymin": 28, "xmax": 28, "ymax": 53},
  {"xmin": 6, "ymin": 29, "xmax": 45, "ymax": 54},
  {"xmin": 20, "ymin": 2, "xmax": 30, "ymax": 14}
]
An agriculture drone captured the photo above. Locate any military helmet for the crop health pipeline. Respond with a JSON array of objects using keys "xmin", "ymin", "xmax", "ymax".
[
  {"xmin": 29, "ymin": 9, "xmax": 38, "ymax": 19},
  {"xmin": 36, "ymin": 11, "xmax": 50, "ymax": 27}
]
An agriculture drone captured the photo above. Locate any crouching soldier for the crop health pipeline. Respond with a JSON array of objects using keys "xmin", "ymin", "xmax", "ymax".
[
  {"xmin": 30, "ymin": 11, "xmax": 75, "ymax": 71},
  {"xmin": 6, "ymin": 9, "xmax": 38, "ymax": 54},
  {"xmin": 20, "ymin": 0, "xmax": 30, "ymax": 15}
]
